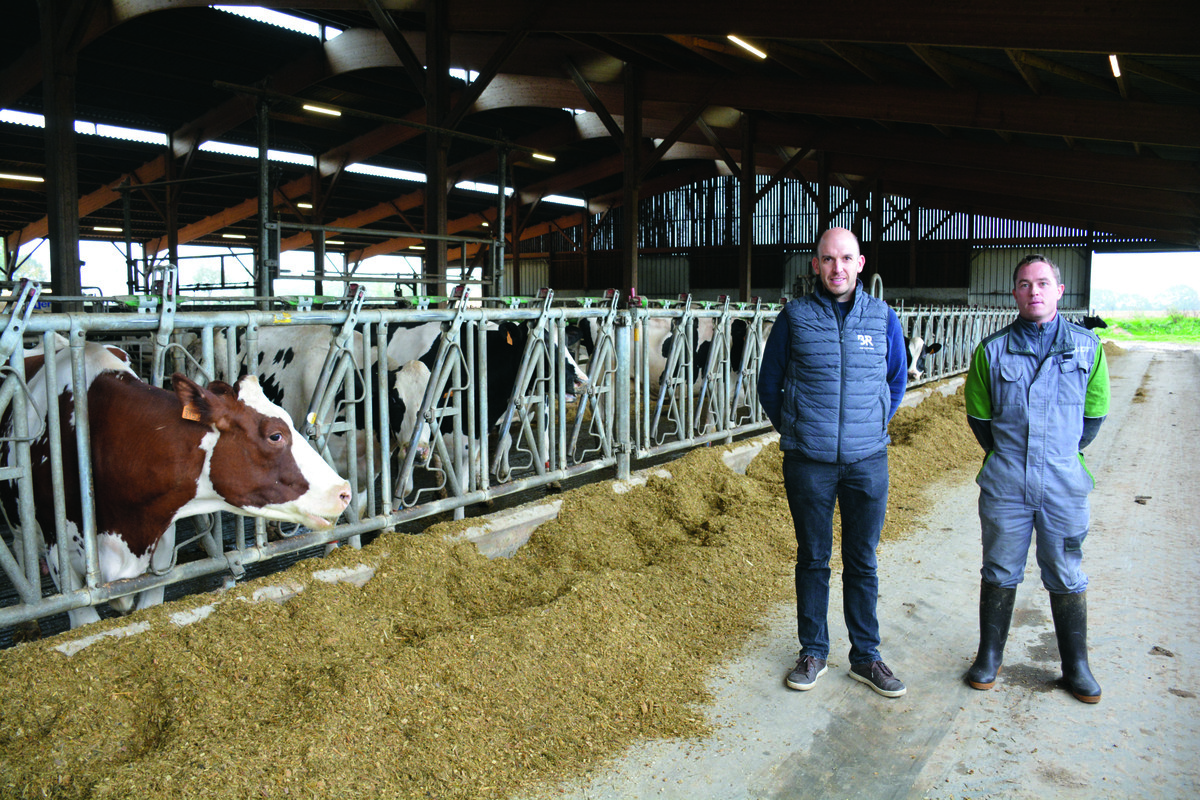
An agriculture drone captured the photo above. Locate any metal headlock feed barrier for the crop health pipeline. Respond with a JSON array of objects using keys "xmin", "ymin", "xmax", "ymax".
[{"xmin": 1, "ymin": 274, "xmax": 1081, "ymax": 629}]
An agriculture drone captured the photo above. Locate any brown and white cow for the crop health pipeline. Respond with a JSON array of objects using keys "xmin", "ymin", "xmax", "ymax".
[
  {"xmin": 205, "ymin": 325, "xmax": 433, "ymax": 516},
  {"xmin": 4, "ymin": 340, "xmax": 351, "ymax": 628}
]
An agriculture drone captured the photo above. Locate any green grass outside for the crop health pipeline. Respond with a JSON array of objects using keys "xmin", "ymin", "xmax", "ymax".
[{"xmin": 1100, "ymin": 314, "xmax": 1200, "ymax": 344}]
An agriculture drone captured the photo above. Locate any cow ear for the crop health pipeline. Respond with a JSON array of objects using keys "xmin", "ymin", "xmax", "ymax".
[
  {"xmin": 172, "ymin": 373, "xmax": 214, "ymax": 424},
  {"xmin": 234, "ymin": 373, "xmax": 267, "ymax": 404}
]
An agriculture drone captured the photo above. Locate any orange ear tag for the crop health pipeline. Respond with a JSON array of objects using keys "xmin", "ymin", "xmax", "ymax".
[{"xmin": 506, "ymin": 331, "xmax": 513, "ymax": 345}]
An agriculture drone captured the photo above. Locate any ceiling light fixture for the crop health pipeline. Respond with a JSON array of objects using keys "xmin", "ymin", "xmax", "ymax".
[
  {"xmin": 302, "ymin": 103, "xmax": 341, "ymax": 117},
  {"xmin": 93, "ymin": 226, "xmax": 123, "ymax": 232},
  {"xmin": 297, "ymin": 201, "xmax": 313, "ymax": 209},
  {"xmin": 222, "ymin": 233, "xmax": 247, "ymax": 239},
  {"xmin": 410, "ymin": 245, "xmax": 426, "ymax": 251},
  {"xmin": 1108, "ymin": 55, "xmax": 1121, "ymax": 77},
  {"xmin": 0, "ymin": 172, "xmax": 44, "ymax": 182},
  {"xmin": 325, "ymin": 240, "xmax": 344, "ymax": 245},
  {"xmin": 727, "ymin": 35, "xmax": 767, "ymax": 59},
  {"xmin": 532, "ymin": 152, "xmax": 556, "ymax": 162}
]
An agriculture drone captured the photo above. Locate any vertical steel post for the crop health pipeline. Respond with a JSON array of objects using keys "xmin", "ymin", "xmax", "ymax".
[
  {"xmin": 257, "ymin": 99, "xmax": 273, "ymax": 308},
  {"xmin": 615, "ymin": 315, "xmax": 631, "ymax": 481}
]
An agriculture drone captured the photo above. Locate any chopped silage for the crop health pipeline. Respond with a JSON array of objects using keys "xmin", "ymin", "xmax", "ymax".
[{"xmin": 0, "ymin": 386, "xmax": 979, "ymax": 800}]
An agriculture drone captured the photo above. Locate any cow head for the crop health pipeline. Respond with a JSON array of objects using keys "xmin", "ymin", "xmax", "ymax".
[
  {"xmin": 391, "ymin": 359, "xmax": 433, "ymax": 461},
  {"xmin": 905, "ymin": 337, "xmax": 943, "ymax": 382},
  {"xmin": 174, "ymin": 373, "xmax": 351, "ymax": 530}
]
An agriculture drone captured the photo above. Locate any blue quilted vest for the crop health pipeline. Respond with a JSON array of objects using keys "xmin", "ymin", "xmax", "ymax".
[{"xmin": 778, "ymin": 284, "xmax": 891, "ymax": 463}]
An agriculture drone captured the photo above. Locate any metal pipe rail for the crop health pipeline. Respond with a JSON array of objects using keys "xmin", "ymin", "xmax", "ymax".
[{"xmin": 0, "ymin": 295, "xmax": 1082, "ymax": 629}]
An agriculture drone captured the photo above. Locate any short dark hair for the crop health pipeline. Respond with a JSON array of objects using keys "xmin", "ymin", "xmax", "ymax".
[{"xmin": 1013, "ymin": 254, "xmax": 1061, "ymax": 286}]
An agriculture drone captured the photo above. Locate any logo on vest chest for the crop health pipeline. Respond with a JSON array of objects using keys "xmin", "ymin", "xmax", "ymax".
[{"xmin": 856, "ymin": 334, "xmax": 876, "ymax": 350}]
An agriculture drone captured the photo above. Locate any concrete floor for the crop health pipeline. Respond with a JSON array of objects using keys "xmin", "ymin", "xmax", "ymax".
[{"xmin": 526, "ymin": 343, "xmax": 1200, "ymax": 800}]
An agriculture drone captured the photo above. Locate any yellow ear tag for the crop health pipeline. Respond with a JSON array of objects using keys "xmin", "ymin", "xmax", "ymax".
[
  {"xmin": 506, "ymin": 331, "xmax": 513, "ymax": 345},
  {"xmin": 181, "ymin": 405, "xmax": 202, "ymax": 422},
  {"xmin": 307, "ymin": 412, "xmax": 317, "ymax": 425}
]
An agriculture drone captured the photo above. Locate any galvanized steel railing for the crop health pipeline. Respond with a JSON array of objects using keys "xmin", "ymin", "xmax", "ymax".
[{"xmin": 0, "ymin": 282, "xmax": 1081, "ymax": 629}]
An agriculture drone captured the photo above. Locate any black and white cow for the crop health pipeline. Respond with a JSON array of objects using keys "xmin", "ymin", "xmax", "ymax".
[
  {"xmin": 383, "ymin": 317, "xmax": 587, "ymax": 406},
  {"xmin": 1, "ymin": 339, "xmax": 351, "ymax": 628},
  {"xmin": 905, "ymin": 336, "xmax": 943, "ymax": 382},
  {"xmin": 576, "ymin": 313, "xmax": 770, "ymax": 401}
]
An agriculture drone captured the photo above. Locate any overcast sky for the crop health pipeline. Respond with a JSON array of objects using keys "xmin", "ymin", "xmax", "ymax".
[{"xmin": 1092, "ymin": 251, "xmax": 1200, "ymax": 296}]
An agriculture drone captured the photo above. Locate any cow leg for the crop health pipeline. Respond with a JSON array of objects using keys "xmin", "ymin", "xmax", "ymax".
[
  {"xmin": 135, "ymin": 522, "xmax": 175, "ymax": 612},
  {"xmin": 67, "ymin": 605, "xmax": 102, "ymax": 628},
  {"xmin": 47, "ymin": 539, "xmax": 104, "ymax": 629}
]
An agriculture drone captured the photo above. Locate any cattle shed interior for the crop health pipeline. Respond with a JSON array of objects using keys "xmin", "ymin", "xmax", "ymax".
[{"xmin": 1, "ymin": 1, "xmax": 1199, "ymax": 307}]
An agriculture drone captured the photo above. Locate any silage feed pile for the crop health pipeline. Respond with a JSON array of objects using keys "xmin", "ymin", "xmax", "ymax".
[{"xmin": 0, "ymin": 388, "xmax": 979, "ymax": 800}]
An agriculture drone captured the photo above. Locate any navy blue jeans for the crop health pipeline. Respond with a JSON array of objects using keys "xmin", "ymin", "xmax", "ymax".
[{"xmin": 782, "ymin": 448, "xmax": 889, "ymax": 665}]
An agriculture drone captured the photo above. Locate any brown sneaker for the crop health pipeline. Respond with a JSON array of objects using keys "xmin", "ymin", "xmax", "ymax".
[
  {"xmin": 849, "ymin": 660, "xmax": 907, "ymax": 697},
  {"xmin": 786, "ymin": 654, "xmax": 828, "ymax": 691}
]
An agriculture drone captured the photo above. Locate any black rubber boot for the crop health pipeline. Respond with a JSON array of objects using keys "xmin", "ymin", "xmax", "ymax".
[
  {"xmin": 1049, "ymin": 590, "xmax": 1102, "ymax": 704},
  {"xmin": 966, "ymin": 581, "xmax": 1017, "ymax": 690}
]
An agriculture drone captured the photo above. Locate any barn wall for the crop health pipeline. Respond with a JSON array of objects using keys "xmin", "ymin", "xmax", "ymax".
[
  {"xmin": 638, "ymin": 255, "xmax": 690, "ymax": 297},
  {"xmin": 498, "ymin": 258, "xmax": 550, "ymax": 297},
  {"xmin": 968, "ymin": 247, "xmax": 1090, "ymax": 308},
  {"xmin": 545, "ymin": 249, "xmax": 785, "ymax": 302},
  {"xmin": 543, "ymin": 244, "xmax": 1091, "ymax": 308}
]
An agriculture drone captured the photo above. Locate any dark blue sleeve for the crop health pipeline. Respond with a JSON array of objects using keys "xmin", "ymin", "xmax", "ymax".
[
  {"xmin": 968, "ymin": 415, "xmax": 994, "ymax": 452},
  {"xmin": 885, "ymin": 309, "xmax": 907, "ymax": 420},
  {"xmin": 1079, "ymin": 415, "xmax": 1105, "ymax": 449},
  {"xmin": 757, "ymin": 311, "xmax": 789, "ymax": 431}
]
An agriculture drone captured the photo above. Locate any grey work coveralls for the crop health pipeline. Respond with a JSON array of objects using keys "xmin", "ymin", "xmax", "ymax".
[{"xmin": 965, "ymin": 316, "xmax": 1108, "ymax": 593}]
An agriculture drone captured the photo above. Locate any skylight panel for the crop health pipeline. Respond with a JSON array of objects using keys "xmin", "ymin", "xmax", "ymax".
[
  {"xmin": 198, "ymin": 140, "xmax": 315, "ymax": 167},
  {"xmin": 0, "ymin": 109, "xmax": 44, "ymax": 127},
  {"xmin": 211, "ymin": 6, "xmax": 342, "ymax": 39},
  {"xmin": 347, "ymin": 163, "xmax": 427, "ymax": 183},
  {"xmin": 91, "ymin": 124, "xmax": 168, "ymax": 146},
  {"xmin": 543, "ymin": 194, "xmax": 587, "ymax": 207},
  {"xmin": 455, "ymin": 180, "xmax": 515, "ymax": 197}
]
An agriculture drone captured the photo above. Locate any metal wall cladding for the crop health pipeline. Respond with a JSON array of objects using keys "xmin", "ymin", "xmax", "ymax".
[
  {"xmin": 499, "ymin": 258, "xmax": 550, "ymax": 297},
  {"xmin": 968, "ymin": 247, "xmax": 1090, "ymax": 309},
  {"xmin": 637, "ymin": 255, "xmax": 690, "ymax": 298}
]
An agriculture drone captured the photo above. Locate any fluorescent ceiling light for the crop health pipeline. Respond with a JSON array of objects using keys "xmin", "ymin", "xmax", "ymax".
[
  {"xmin": 303, "ymin": 104, "xmax": 341, "ymax": 117},
  {"xmin": 410, "ymin": 245, "xmax": 426, "ymax": 251},
  {"xmin": 1109, "ymin": 55, "xmax": 1121, "ymax": 77},
  {"xmin": 0, "ymin": 171, "xmax": 44, "ymax": 182},
  {"xmin": 532, "ymin": 152, "xmax": 556, "ymax": 162},
  {"xmin": 93, "ymin": 226, "xmax": 123, "ymax": 232},
  {"xmin": 222, "ymin": 233, "xmax": 247, "ymax": 239},
  {"xmin": 325, "ymin": 240, "xmax": 344, "ymax": 245},
  {"xmin": 727, "ymin": 35, "xmax": 767, "ymax": 59},
  {"xmin": 297, "ymin": 202, "xmax": 313, "ymax": 209}
]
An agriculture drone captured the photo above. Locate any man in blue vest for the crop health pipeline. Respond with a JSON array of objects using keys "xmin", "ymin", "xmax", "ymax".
[
  {"xmin": 964, "ymin": 254, "xmax": 1110, "ymax": 703},
  {"xmin": 758, "ymin": 227, "xmax": 909, "ymax": 697}
]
